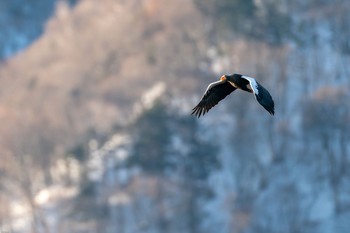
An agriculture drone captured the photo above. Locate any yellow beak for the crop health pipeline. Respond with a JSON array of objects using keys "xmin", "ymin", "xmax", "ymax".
[{"xmin": 220, "ymin": 75, "xmax": 226, "ymax": 81}]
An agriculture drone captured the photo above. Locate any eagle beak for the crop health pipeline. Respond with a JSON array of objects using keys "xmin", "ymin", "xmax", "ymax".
[{"xmin": 220, "ymin": 75, "xmax": 227, "ymax": 81}]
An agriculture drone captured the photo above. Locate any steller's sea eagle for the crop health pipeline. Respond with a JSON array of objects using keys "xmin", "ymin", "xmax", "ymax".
[{"xmin": 192, "ymin": 73, "xmax": 275, "ymax": 117}]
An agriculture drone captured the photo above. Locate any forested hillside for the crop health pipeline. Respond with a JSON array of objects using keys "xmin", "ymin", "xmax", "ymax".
[{"xmin": 0, "ymin": 0, "xmax": 349, "ymax": 232}]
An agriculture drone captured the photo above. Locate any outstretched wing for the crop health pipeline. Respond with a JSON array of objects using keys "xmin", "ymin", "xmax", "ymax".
[
  {"xmin": 241, "ymin": 76, "xmax": 275, "ymax": 115},
  {"xmin": 192, "ymin": 80, "xmax": 236, "ymax": 118}
]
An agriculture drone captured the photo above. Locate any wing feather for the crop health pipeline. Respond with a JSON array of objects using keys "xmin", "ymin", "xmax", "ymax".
[
  {"xmin": 255, "ymin": 81, "xmax": 275, "ymax": 115},
  {"xmin": 192, "ymin": 80, "xmax": 236, "ymax": 118},
  {"xmin": 241, "ymin": 76, "xmax": 275, "ymax": 115}
]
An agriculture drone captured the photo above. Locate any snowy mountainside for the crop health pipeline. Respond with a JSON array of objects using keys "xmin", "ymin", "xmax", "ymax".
[
  {"xmin": 0, "ymin": 0, "xmax": 350, "ymax": 233},
  {"xmin": 26, "ymin": 76, "xmax": 350, "ymax": 233}
]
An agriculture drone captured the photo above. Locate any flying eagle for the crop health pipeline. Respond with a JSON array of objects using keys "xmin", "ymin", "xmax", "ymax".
[{"xmin": 192, "ymin": 74, "xmax": 275, "ymax": 117}]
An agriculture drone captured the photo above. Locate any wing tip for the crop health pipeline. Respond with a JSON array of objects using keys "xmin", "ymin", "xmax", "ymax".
[
  {"xmin": 191, "ymin": 105, "xmax": 211, "ymax": 118},
  {"xmin": 267, "ymin": 104, "xmax": 275, "ymax": 116},
  {"xmin": 191, "ymin": 106, "xmax": 203, "ymax": 118}
]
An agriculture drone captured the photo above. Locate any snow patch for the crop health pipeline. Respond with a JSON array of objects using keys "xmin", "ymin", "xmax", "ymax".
[{"xmin": 141, "ymin": 82, "xmax": 166, "ymax": 109}]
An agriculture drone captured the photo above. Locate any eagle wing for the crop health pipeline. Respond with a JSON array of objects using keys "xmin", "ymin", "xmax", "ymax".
[
  {"xmin": 241, "ymin": 76, "xmax": 275, "ymax": 115},
  {"xmin": 192, "ymin": 80, "xmax": 236, "ymax": 118}
]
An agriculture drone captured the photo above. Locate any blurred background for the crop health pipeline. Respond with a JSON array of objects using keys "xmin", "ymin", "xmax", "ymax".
[{"xmin": 0, "ymin": 0, "xmax": 350, "ymax": 232}]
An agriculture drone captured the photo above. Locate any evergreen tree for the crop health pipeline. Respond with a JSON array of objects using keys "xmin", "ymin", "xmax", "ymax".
[
  {"xmin": 129, "ymin": 100, "xmax": 172, "ymax": 175},
  {"xmin": 128, "ymin": 98, "xmax": 220, "ymax": 232},
  {"xmin": 171, "ymin": 116, "xmax": 220, "ymax": 233}
]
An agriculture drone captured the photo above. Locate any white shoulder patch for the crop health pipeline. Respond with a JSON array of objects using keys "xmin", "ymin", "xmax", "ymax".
[
  {"xmin": 205, "ymin": 79, "xmax": 225, "ymax": 92},
  {"xmin": 242, "ymin": 76, "xmax": 259, "ymax": 95}
]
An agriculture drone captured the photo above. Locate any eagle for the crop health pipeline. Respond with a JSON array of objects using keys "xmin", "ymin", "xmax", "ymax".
[{"xmin": 192, "ymin": 74, "xmax": 275, "ymax": 117}]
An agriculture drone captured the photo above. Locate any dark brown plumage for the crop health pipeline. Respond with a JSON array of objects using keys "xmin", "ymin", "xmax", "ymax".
[{"xmin": 191, "ymin": 79, "xmax": 236, "ymax": 117}]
